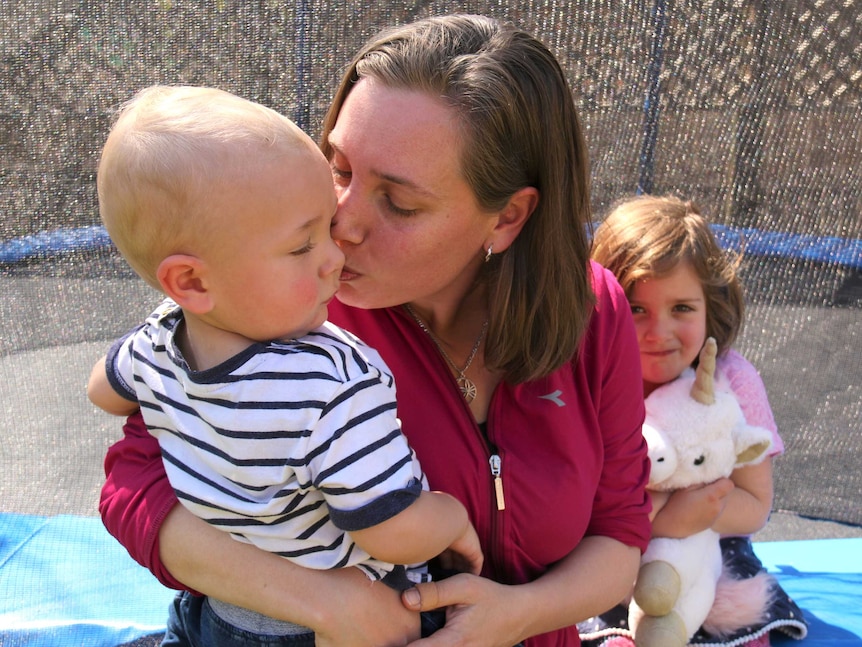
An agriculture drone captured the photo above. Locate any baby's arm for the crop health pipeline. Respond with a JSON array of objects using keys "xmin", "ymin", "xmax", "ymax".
[
  {"xmin": 87, "ymin": 355, "xmax": 140, "ymax": 417},
  {"xmin": 349, "ymin": 490, "xmax": 483, "ymax": 575}
]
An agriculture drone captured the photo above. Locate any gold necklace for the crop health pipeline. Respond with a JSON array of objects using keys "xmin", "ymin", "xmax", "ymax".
[{"xmin": 404, "ymin": 304, "xmax": 489, "ymax": 403}]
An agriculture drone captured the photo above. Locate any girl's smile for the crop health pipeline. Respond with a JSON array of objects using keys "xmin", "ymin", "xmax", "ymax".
[{"xmin": 628, "ymin": 261, "xmax": 708, "ymax": 397}]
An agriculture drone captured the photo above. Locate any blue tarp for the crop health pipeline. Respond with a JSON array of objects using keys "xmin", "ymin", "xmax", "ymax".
[
  {"xmin": 757, "ymin": 539, "xmax": 862, "ymax": 645},
  {"xmin": 0, "ymin": 514, "xmax": 173, "ymax": 647},
  {"xmin": 0, "ymin": 513, "xmax": 859, "ymax": 646}
]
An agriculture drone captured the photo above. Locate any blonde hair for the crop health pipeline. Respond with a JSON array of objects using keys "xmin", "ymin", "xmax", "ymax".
[
  {"xmin": 591, "ymin": 194, "xmax": 744, "ymax": 355},
  {"xmin": 97, "ymin": 85, "xmax": 313, "ymax": 288},
  {"xmin": 321, "ymin": 15, "xmax": 593, "ymax": 383}
]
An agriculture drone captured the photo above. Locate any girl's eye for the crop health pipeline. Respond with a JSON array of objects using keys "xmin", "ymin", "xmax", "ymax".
[
  {"xmin": 630, "ymin": 305, "xmax": 645, "ymax": 315},
  {"xmin": 384, "ymin": 195, "xmax": 418, "ymax": 217},
  {"xmin": 674, "ymin": 304, "xmax": 695, "ymax": 313}
]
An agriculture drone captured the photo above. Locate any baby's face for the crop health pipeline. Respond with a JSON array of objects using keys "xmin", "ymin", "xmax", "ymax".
[{"xmin": 200, "ymin": 147, "xmax": 343, "ymax": 342}]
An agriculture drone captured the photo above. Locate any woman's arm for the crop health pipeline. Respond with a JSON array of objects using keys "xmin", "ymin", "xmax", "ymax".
[
  {"xmin": 161, "ymin": 505, "xmax": 420, "ymax": 646},
  {"xmin": 100, "ymin": 412, "xmax": 420, "ymax": 646},
  {"xmin": 403, "ymin": 536, "xmax": 641, "ymax": 646}
]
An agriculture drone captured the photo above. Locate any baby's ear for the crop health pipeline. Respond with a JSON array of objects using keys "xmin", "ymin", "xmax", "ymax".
[{"xmin": 157, "ymin": 254, "xmax": 214, "ymax": 315}]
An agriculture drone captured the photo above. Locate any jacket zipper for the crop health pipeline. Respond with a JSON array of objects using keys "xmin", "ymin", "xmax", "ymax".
[
  {"xmin": 489, "ymin": 453, "xmax": 506, "ymax": 510},
  {"xmin": 484, "ymin": 435, "xmax": 509, "ymax": 583},
  {"xmin": 467, "ymin": 399, "xmax": 508, "ymax": 582}
]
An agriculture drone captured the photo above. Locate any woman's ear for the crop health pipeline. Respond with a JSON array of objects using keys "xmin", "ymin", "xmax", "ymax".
[
  {"xmin": 486, "ymin": 186, "xmax": 539, "ymax": 254},
  {"xmin": 156, "ymin": 254, "xmax": 214, "ymax": 315}
]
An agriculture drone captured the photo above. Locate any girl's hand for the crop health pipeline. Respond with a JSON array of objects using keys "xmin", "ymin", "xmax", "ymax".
[
  {"xmin": 650, "ymin": 478, "xmax": 735, "ymax": 538},
  {"xmin": 402, "ymin": 573, "xmax": 527, "ymax": 647}
]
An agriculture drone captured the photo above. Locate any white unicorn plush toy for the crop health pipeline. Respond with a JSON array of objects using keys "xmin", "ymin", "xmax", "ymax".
[{"xmin": 629, "ymin": 338, "xmax": 774, "ymax": 647}]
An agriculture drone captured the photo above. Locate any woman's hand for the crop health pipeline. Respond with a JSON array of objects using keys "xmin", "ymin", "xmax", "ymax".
[
  {"xmin": 402, "ymin": 573, "xmax": 528, "ymax": 647},
  {"xmin": 402, "ymin": 536, "xmax": 641, "ymax": 646},
  {"xmin": 313, "ymin": 568, "xmax": 422, "ymax": 647}
]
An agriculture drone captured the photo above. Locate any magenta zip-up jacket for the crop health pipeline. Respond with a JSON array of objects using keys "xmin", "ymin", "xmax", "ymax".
[{"xmin": 100, "ymin": 261, "xmax": 650, "ymax": 647}]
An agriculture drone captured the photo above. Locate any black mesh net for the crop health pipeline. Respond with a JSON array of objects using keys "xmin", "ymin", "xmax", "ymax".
[{"xmin": 0, "ymin": 1, "xmax": 860, "ymax": 642}]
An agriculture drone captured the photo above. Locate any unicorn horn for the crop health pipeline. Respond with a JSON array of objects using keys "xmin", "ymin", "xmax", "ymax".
[{"xmin": 691, "ymin": 337, "xmax": 718, "ymax": 404}]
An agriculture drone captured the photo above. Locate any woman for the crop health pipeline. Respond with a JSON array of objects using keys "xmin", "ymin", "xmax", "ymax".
[{"xmin": 100, "ymin": 14, "xmax": 651, "ymax": 647}]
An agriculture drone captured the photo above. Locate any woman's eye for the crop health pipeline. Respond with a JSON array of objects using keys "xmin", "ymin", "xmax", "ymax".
[
  {"xmin": 384, "ymin": 195, "xmax": 417, "ymax": 217},
  {"xmin": 331, "ymin": 165, "xmax": 351, "ymax": 183}
]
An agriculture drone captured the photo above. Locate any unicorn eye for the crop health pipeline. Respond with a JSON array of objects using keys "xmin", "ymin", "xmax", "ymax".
[{"xmin": 693, "ymin": 455, "xmax": 705, "ymax": 466}]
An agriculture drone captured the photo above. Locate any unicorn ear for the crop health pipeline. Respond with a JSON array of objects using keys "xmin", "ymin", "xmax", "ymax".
[
  {"xmin": 690, "ymin": 337, "xmax": 718, "ymax": 405},
  {"xmin": 737, "ymin": 441, "xmax": 772, "ymax": 465},
  {"xmin": 734, "ymin": 424, "xmax": 774, "ymax": 467}
]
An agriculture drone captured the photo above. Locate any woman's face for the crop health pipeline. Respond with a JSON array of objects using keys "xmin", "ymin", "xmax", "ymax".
[{"xmin": 326, "ymin": 78, "xmax": 496, "ymax": 310}]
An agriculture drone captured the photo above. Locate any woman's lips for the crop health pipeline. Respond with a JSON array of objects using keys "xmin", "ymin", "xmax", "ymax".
[{"xmin": 340, "ymin": 267, "xmax": 359, "ymax": 281}]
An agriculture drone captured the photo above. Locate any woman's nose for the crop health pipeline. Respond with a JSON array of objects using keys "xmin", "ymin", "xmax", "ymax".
[{"xmin": 331, "ymin": 185, "xmax": 363, "ymax": 246}]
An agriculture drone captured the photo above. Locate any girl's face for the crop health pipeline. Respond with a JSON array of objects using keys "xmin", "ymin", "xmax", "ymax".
[
  {"xmin": 326, "ymin": 78, "xmax": 497, "ymax": 310},
  {"xmin": 628, "ymin": 261, "xmax": 708, "ymax": 396}
]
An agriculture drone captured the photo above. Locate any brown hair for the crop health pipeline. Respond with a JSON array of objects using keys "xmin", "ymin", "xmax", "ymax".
[
  {"xmin": 320, "ymin": 14, "xmax": 594, "ymax": 383},
  {"xmin": 591, "ymin": 194, "xmax": 744, "ymax": 355},
  {"xmin": 98, "ymin": 85, "xmax": 314, "ymax": 288}
]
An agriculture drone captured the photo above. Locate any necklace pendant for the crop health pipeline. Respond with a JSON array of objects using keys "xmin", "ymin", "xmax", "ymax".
[
  {"xmin": 457, "ymin": 375, "xmax": 477, "ymax": 403},
  {"xmin": 403, "ymin": 304, "xmax": 487, "ymax": 405}
]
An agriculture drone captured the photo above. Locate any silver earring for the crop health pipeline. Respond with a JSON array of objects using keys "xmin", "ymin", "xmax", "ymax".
[{"xmin": 484, "ymin": 244, "xmax": 494, "ymax": 263}]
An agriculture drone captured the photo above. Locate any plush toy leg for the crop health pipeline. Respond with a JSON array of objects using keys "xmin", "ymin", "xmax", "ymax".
[
  {"xmin": 633, "ymin": 560, "xmax": 681, "ymax": 616},
  {"xmin": 633, "ymin": 609, "xmax": 687, "ymax": 647}
]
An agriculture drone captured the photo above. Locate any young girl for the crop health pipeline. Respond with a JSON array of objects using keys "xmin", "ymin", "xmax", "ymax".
[{"xmin": 579, "ymin": 194, "xmax": 808, "ymax": 646}]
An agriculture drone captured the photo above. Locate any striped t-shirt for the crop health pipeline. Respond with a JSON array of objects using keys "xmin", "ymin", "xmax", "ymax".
[{"xmin": 106, "ymin": 299, "xmax": 425, "ymax": 582}]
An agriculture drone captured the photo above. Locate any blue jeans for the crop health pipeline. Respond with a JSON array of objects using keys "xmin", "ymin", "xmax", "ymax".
[
  {"xmin": 162, "ymin": 591, "xmax": 446, "ymax": 646},
  {"xmin": 162, "ymin": 592, "xmax": 315, "ymax": 647}
]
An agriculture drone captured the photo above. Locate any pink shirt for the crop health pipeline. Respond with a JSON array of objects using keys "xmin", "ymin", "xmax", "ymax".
[
  {"xmin": 718, "ymin": 349, "xmax": 784, "ymax": 456},
  {"xmin": 100, "ymin": 261, "xmax": 651, "ymax": 647}
]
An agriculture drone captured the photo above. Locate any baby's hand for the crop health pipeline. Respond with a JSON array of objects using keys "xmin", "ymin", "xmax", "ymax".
[{"xmin": 436, "ymin": 522, "xmax": 483, "ymax": 575}]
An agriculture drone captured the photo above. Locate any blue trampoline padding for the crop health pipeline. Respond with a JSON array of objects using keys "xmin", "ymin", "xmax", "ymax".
[
  {"xmin": 0, "ymin": 513, "xmax": 173, "ymax": 647},
  {"xmin": 755, "ymin": 538, "xmax": 862, "ymax": 645},
  {"xmin": 3, "ymin": 224, "xmax": 862, "ymax": 267},
  {"xmin": 711, "ymin": 225, "xmax": 862, "ymax": 268},
  {"xmin": 0, "ymin": 514, "xmax": 860, "ymax": 646}
]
